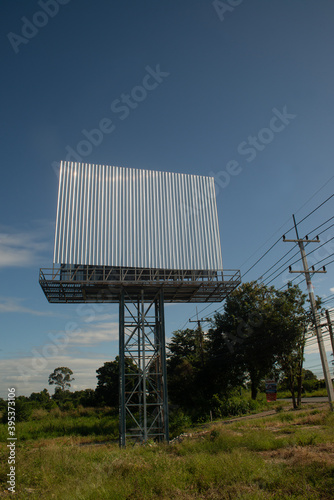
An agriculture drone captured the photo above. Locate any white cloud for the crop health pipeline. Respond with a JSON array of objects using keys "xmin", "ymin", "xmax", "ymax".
[
  {"xmin": 0, "ymin": 297, "xmax": 55, "ymax": 316},
  {"xmin": 304, "ymin": 336, "xmax": 333, "ymax": 355},
  {"xmin": 45, "ymin": 313, "xmax": 119, "ymax": 347},
  {"xmin": 0, "ymin": 355, "xmax": 108, "ymax": 398},
  {"xmin": 0, "ymin": 222, "xmax": 52, "ymax": 268},
  {"xmin": 330, "ymin": 287, "xmax": 334, "ymax": 293},
  {"xmin": 68, "ymin": 321, "xmax": 119, "ymax": 345},
  {"xmin": 0, "ymin": 318, "xmax": 119, "ymax": 398}
]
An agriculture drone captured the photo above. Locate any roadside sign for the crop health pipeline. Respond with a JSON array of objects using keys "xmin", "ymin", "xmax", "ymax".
[{"xmin": 265, "ymin": 380, "xmax": 277, "ymax": 402}]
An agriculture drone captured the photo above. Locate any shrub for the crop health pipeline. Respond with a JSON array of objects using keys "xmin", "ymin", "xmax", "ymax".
[
  {"xmin": 169, "ymin": 409, "xmax": 192, "ymax": 437},
  {"xmin": 50, "ymin": 407, "xmax": 62, "ymax": 418},
  {"xmin": 2, "ymin": 400, "xmax": 33, "ymax": 423},
  {"xmin": 31, "ymin": 408, "xmax": 49, "ymax": 420}
]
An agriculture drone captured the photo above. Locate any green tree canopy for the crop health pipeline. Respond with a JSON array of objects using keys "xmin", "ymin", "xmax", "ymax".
[
  {"xmin": 48, "ymin": 367, "xmax": 74, "ymax": 392},
  {"xmin": 207, "ymin": 282, "xmax": 308, "ymax": 399},
  {"xmin": 167, "ymin": 328, "xmax": 212, "ymax": 412},
  {"xmin": 95, "ymin": 357, "xmax": 138, "ymax": 407}
]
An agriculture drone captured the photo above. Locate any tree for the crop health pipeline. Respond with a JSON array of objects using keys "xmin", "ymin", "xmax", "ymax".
[
  {"xmin": 29, "ymin": 389, "xmax": 56, "ymax": 409},
  {"xmin": 276, "ymin": 297, "xmax": 322, "ymax": 408},
  {"xmin": 0, "ymin": 398, "xmax": 6, "ymax": 413},
  {"xmin": 48, "ymin": 367, "xmax": 74, "ymax": 392},
  {"xmin": 277, "ymin": 327, "xmax": 306, "ymax": 408},
  {"xmin": 2, "ymin": 398, "xmax": 32, "ymax": 423},
  {"xmin": 95, "ymin": 357, "xmax": 138, "ymax": 407},
  {"xmin": 74, "ymin": 389, "xmax": 97, "ymax": 407},
  {"xmin": 167, "ymin": 328, "xmax": 211, "ymax": 412},
  {"xmin": 207, "ymin": 282, "xmax": 308, "ymax": 400},
  {"xmin": 303, "ymin": 369, "xmax": 317, "ymax": 381},
  {"xmin": 167, "ymin": 328, "xmax": 205, "ymax": 371}
]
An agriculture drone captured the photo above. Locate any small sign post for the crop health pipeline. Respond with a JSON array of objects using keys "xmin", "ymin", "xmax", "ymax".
[{"xmin": 265, "ymin": 380, "xmax": 277, "ymax": 402}]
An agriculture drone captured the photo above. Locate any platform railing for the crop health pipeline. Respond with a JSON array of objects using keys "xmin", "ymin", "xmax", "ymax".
[{"xmin": 39, "ymin": 266, "xmax": 241, "ymax": 285}]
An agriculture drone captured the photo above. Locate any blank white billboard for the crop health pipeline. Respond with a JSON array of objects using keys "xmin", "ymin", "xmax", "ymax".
[{"xmin": 54, "ymin": 162, "xmax": 223, "ymax": 270}]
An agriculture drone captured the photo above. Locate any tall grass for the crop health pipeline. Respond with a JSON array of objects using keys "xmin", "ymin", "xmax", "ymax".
[
  {"xmin": 1, "ymin": 406, "xmax": 333, "ymax": 499},
  {"xmin": 0, "ymin": 408, "xmax": 119, "ymax": 442}
]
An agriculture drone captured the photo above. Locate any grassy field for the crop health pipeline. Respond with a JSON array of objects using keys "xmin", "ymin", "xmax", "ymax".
[
  {"xmin": 276, "ymin": 388, "xmax": 328, "ymax": 399},
  {"xmin": 1, "ymin": 404, "xmax": 333, "ymax": 499}
]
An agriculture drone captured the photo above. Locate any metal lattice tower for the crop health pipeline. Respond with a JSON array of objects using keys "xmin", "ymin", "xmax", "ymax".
[{"xmin": 119, "ymin": 289, "xmax": 169, "ymax": 445}]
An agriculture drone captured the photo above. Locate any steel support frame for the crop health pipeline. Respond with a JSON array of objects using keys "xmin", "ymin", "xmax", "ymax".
[{"xmin": 119, "ymin": 288, "xmax": 169, "ymax": 447}]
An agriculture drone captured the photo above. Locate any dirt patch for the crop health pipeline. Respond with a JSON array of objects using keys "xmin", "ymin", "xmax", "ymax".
[
  {"xmin": 293, "ymin": 413, "xmax": 326, "ymax": 426},
  {"xmin": 259, "ymin": 443, "xmax": 334, "ymax": 466}
]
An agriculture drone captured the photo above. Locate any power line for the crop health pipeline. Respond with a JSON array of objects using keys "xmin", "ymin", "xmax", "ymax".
[
  {"xmin": 303, "ymin": 236, "xmax": 334, "ymax": 261},
  {"xmin": 241, "ymin": 177, "xmax": 334, "ymax": 271},
  {"xmin": 307, "ymin": 216, "xmax": 334, "ymax": 237},
  {"xmin": 188, "ymin": 301, "xmax": 219, "ymax": 322},
  {"xmin": 322, "ymin": 295, "xmax": 334, "ymax": 305},
  {"xmin": 267, "ymin": 237, "xmax": 334, "ymax": 287},
  {"xmin": 317, "ymin": 222, "xmax": 334, "ymax": 236},
  {"xmin": 262, "ymin": 248, "xmax": 300, "ymax": 284},
  {"xmin": 280, "ymin": 254, "xmax": 334, "ymax": 291},
  {"xmin": 290, "ymin": 175, "xmax": 334, "ymax": 221},
  {"xmin": 260, "ymin": 245, "xmax": 298, "ymax": 280},
  {"xmin": 243, "ymin": 194, "xmax": 334, "ymax": 280},
  {"xmin": 297, "ymin": 193, "xmax": 334, "ymax": 227},
  {"xmin": 318, "ymin": 257, "xmax": 334, "ymax": 268},
  {"xmin": 239, "ymin": 220, "xmax": 293, "ymax": 270},
  {"xmin": 312, "ymin": 253, "xmax": 334, "ymax": 269},
  {"xmin": 242, "ymin": 236, "xmax": 283, "ymax": 278},
  {"xmin": 190, "ymin": 230, "xmax": 334, "ymax": 328},
  {"xmin": 261, "ymin": 216, "xmax": 334, "ymax": 285},
  {"xmin": 176, "ymin": 187, "xmax": 334, "ymax": 333}
]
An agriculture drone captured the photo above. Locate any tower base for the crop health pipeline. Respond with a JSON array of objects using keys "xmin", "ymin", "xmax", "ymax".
[{"xmin": 119, "ymin": 288, "xmax": 169, "ymax": 447}]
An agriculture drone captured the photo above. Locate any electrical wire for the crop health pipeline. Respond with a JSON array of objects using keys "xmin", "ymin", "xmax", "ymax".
[
  {"xmin": 265, "ymin": 237, "xmax": 334, "ymax": 287},
  {"xmin": 188, "ymin": 302, "xmax": 221, "ymax": 322},
  {"xmin": 321, "ymin": 295, "xmax": 334, "ymax": 305},
  {"xmin": 306, "ymin": 216, "xmax": 334, "ymax": 238},
  {"xmin": 186, "ymin": 245, "xmax": 333, "ymax": 331},
  {"xmin": 242, "ymin": 236, "xmax": 283, "ymax": 278},
  {"xmin": 315, "ymin": 221, "xmax": 334, "ymax": 238},
  {"xmin": 243, "ymin": 195, "xmax": 334, "ymax": 281},
  {"xmin": 176, "ymin": 190, "xmax": 334, "ymax": 332},
  {"xmin": 241, "ymin": 178, "xmax": 334, "ymax": 271},
  {"xmin": 262, "ymin": 248, "xmax": 300, "ymax": 284},
  {"xmin": 312, "ymin": 253, "xmax": 334, "ymax": 269},
  {"xmin": 318, "ymin": 257, "xmax": 334, "ymax": 268},
  {"xmin": 297, "ymin": 193, "xmax": 334, "ymax": 227},
  {"xmin": 289, "ymin": 175, "xmax": 334, "ymax": 223},
  {"xmin": 260, "ymin": 245, "xmax": 298, "ymax": 280},
  {"xmin": 260, "ymin": 216, "xmax": 334, "ymax": 286}
]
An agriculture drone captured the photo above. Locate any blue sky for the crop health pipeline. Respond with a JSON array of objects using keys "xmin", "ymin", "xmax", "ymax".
[{"xmin": 1, "ymin": 0, "xmax": 334, "ymax": 399}]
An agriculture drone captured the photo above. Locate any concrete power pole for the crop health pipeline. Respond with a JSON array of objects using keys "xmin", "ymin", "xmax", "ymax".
[
  {"xmin": 325, "ymin": 309, "xmax": 334, "ymax": 357},
  {"xmin": 283, "ymin": 214, "xmax": 334, "ymax": 411},
  {"xmin": 189, "ymin": 310, "xmax": 207, "ymax": 368}
]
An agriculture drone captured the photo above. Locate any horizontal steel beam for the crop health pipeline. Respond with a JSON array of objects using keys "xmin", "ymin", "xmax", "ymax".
[{"xmin": 39, "ymin": 266, "xmax": 241, "ymax": 304}]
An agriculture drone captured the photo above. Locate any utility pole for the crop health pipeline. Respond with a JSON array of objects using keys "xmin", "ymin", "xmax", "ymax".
[
  {"xmin": 189, "ymin": 309, "xmax": 207, "ymax": 367},
  {"xmin": 325, "ymin": 309, "xmax": 334, "ymax": 356},
  {"xmin": 283, "ymin": 214, "xmax": 334, "ymax": 411}
]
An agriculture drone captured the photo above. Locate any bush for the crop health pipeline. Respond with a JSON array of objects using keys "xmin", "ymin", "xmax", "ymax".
[
  {"xmin": 169, "ymin": 409, "xmax": 192, "ymax": 438},
  {"xmin": 49, "ymin": 407, "xmax": 62, "ymax": 418},
  {"xmin": 210, "ymin": 393, "xmax": 258, "ymax": 418},
  {"xmin": 2, "ymin": 400, "xmax": 33, "ymax": 423},
  {"xmin": 31, "ymin": 408, "xmax": 49, "ymax": 420},
  {"xmin": 222, "ymin": 396, "xmax": 250, "ymax": 416}
]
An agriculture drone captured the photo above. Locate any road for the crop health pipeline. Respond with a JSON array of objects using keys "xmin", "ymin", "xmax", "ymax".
[{"xmin": 277, "ymin": 397, "xmax": 329, "ymax": 404}]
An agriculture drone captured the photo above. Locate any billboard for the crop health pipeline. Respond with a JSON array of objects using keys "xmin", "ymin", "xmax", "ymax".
[{"xmin": 54, "ymin": 162, "xmax": 223, "ymax": 270}]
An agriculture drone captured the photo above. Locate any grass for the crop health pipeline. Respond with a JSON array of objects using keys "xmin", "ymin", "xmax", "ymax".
[
  {"xmin": 276, "ymin": 388, "xmax": 328, "ymax": 399},
  {"xmin": 0, "ymin": 405, "xmax": 333, "ymax": 499},
  {"xmin": 0, "ymin": 408, "xmax": 119, "ymax": 443}
]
